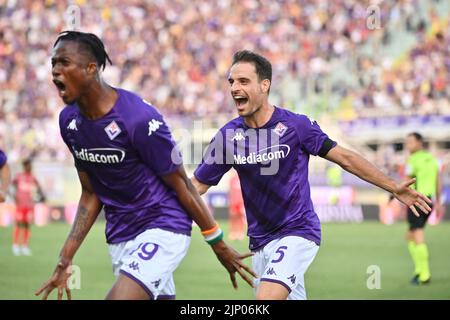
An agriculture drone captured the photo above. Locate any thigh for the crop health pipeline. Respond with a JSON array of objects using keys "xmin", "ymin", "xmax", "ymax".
[
  {"xmin": 118, "ymin": 228, "xmax": 191, "ymax": 299},
  {"xmin": 106, "ymin": 273, "xmax": 151, "ymax": 300},
  {"xmin": 259, "ymin": 236, "xmax": 319, "ymax": 300}
]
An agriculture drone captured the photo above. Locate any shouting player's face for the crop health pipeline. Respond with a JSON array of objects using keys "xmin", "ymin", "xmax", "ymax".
[
  {"xmin": 51, "ymin": 41, "xmax": 97, "ymax": 105},
  {"xmin": 228, "ymin": 62, "xmax": 270, "ymax": 117}
]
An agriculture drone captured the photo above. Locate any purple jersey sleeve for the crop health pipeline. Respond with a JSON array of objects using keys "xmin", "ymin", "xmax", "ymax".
[
  {"xmin": 58, "ymin": 110, "xmax": 86, "ymax": 171},
  {"xmin": 194, "ymin": 130, "xmax": 232, "ymax": 186},
  {"xmin": 0, "ymin": 149, "xmax": 7, "ymax": 168},
  {"xmin": 294, "ymin": 115, "xmax": 336, "ymax": 156},
  {"xmin": 131, "ymin": 107, "xmax": 182, "ymax": 176}
]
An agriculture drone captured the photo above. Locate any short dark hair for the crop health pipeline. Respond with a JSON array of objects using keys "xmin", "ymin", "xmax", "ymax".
[
  {"xmin": 232, "ymin": 50, "xmax": 272, "ymax": 85},
  {"xmin": 408, "ymin": 132, "xmax": 424, "ymax": 143},
  {"xmin": 53, "ymin": 31, "xmax": 112, "ymax": 70}
]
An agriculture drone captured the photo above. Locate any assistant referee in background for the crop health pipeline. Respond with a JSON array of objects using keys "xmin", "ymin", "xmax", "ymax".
[{"xmin": 404, "ymin": 132, "xmax": 443, "ymax": 285}]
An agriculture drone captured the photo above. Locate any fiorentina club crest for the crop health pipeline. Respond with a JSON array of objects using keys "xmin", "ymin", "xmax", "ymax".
[
  {"xmin": 273, "ymin": 122, "xmax": 288, "ymax": 137},
  {"xmin": 104, "ymin": 120, "xmax": 122, "ymax": 140}
]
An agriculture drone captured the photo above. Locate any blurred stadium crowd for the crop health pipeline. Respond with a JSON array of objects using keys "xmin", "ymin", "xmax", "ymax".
[{"xmin": 0, "ymin": 0, "xmax": 449, "ymax": 165}]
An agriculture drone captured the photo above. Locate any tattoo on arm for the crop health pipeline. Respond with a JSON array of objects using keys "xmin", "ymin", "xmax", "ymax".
[{"xmin": 68, "ymin": 205, "xmax": 89, "ymax": 242}]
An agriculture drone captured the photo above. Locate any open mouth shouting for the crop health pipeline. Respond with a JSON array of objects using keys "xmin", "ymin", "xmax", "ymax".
[
  {"xmin": 233, "ymin": 95, "xmax": 249, "ymax": 110},
  {"xmin": 53, "ymin": 78, "xmax": 67, "ymax": 99}
]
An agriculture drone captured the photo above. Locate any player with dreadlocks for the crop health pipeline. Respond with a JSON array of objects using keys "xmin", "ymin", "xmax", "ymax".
[{"xmin": 35, "ymin": 31, "xmax": 255, "ymax": 300}]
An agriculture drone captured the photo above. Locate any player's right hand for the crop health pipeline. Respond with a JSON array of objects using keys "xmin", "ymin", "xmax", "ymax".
[
  {"xmin": 35, "ymin": 261, "xmax": 72, "ymax": 300},
  {"xmin": 392, "ymin": 178, "xmax": 432, "ymax": 217}
]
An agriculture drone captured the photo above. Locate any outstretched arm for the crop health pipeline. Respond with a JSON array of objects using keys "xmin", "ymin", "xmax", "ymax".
[
  {"xmin": 35, "ymin": 170, "xmax": 103, "ymax": 300},
  {"xmin": 161, "ymin": 166, "xmax": 256, "ymax": 289},
  {"xmin": 324, "ymin": 145, "xmax": 432, "ymax": 216}
]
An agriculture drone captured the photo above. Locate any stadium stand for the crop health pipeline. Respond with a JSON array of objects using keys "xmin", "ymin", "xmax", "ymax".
[{"xmin": 0, "ymin": 0, "xmax": 449, "ymax": 212}]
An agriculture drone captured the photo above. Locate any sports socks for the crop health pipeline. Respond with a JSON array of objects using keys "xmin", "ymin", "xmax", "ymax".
[
  {"xmin": 408, "ymin": 241, "xmax": 430, "ymax": 282},
  {"xmin": 415, "ymin": 243, "xmax": 430, "ymax": 282}
]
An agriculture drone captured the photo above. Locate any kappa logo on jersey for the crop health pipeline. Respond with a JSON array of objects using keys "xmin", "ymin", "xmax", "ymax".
[
  {"xmin": 151, "ymin": 279, "xmax": 161, "ymax": 289},
  {"xmin": 234, "ymin": 144, "xmax": 291, "ymax": 165},
  {"xmin": 104, "ymin": 121, "xmax": 122, "ymax": 140},
  {"xmin": 148, "ymin": 119, "xmax": 163, "ymax": 136},
  {"xmin": 288, "ymin": 274, "xmax": 296, "ymax": 284},
  {"xmin": 67, "ymin": 119, "xmax": 78, "ymax": 131},
  {"xmin": 231, "ymin": 132, "xmax": 245, "ymax": 141},
  {"xmin": 72, "ymin": 147, "xmax": 126, "ymax": 164},
  {"xmin": 273, "ymin": 122, "xmax": 287, "ymax": 137}
]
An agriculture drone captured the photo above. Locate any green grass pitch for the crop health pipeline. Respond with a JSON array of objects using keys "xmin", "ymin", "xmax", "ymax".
[{"xmin": 0, "ymin": 221, "xmax": 449, "ymax": 299}]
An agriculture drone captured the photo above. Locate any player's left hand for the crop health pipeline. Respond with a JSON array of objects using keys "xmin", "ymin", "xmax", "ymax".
[
  {"xmin": 211, "ymin": 240, "xmax": 257, "ymax": 289},
  {"xmin": 393, "ymin": 178, "xmax": 433, "ymax": 217}
]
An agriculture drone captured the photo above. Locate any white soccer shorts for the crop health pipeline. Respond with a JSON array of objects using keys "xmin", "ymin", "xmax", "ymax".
[
  {"xmin": 252, "ymin": 235, "xmax": 319, "ymax": 300},
  {"xmin": 108, "ymin": 228, "xmax": 190, "ymax": 299}
]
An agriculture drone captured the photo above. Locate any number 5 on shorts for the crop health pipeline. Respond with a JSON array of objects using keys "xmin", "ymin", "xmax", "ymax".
[{"xmin": 271, "ymin": 246, "xmax": 288, "ymax": 263}]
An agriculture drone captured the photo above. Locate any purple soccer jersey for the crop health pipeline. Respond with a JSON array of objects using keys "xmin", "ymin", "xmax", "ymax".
[
  {"xmin": 0, "ymin": 149, "xmax": 6, "ymax": 168},
  {"xmin": 59, "ymin": 88, "xmax": 192, "ymax": 244},
  {"xmin": 195, "ymin": 106, "xmax": 336, "ymax": 251}
]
